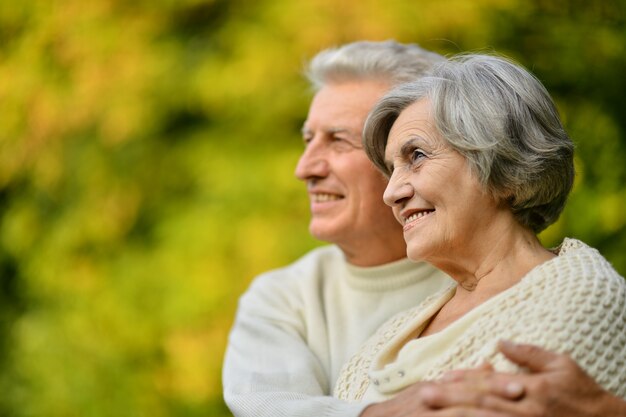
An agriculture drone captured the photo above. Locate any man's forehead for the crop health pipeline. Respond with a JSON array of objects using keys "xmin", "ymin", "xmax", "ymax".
[{"xmin": 301, "ymin": 125, "xmax": 355, "ymax": 135}]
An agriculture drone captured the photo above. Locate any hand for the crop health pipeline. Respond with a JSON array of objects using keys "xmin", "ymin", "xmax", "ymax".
[
  {"xmin": 417, "ymin": 341, "xmax": 626, "ymax": 417},
  {"xmin": 359, "ymin": 363, "xmax": 513, "ymax": 417},
  {"xmin": 360, "ymin": 381, "xmax": 437, "ymax": 417}
]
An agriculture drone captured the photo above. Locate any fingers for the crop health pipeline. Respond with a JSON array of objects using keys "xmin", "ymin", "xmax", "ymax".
[
  {"xmin": 497, "ymin": 340, "xmax": 565, "ymax": 372},
  {"xmin": 420, "ymin": 406, "xmax": 515, "ymax": 417},
  {"xmin": 477, "ymin": 362, "xmax": 495, "ymax": 372},
  {"xmin": 439, "ymin": 370, "xmax": 524, "ymax": 401},
  {"xmin": 419, "ymin": 379, "xmax": 525, "ymax": 410},
  {"xmin": 361, "ymin": 381, "xmax": 438, "ymax": 417},
  {"xmin": 441, "ymin": 368, "xmax": 494, "ymax": 383}
]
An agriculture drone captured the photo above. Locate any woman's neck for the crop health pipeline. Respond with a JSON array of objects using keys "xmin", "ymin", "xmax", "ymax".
[
  {"xmin": 419, "ymin": 223, "xmax": 555, "ymax": 337},
  {"xmin": 432, "ymin": 219, "xmax": 553, "ymax": 294}
]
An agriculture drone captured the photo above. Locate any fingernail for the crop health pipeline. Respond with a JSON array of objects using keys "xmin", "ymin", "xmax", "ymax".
[
  {"xmin": 505, "ymin": 382, "xmax": 524, "ymax": 398},
  {"xmin": 420, "ymin": 386, "xmax": 438, "ymax": 403},
  {"xmin": 499, "ymin": 340, "xmax": 516, "ymax": 349}
]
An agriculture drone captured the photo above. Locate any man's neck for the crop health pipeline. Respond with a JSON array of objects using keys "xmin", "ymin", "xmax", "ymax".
[{"xmin": 340, "ymin": 240, "xmax": 407, "ymax": 267}]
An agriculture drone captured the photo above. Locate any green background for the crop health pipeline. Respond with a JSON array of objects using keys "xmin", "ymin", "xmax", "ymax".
[{"xmin": 1, "ymin": 0, "xmax": 624, "ymax": 416}]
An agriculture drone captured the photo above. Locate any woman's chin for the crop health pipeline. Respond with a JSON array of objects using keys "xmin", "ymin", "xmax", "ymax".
[{"xmin": 406, "ymin": 245, "xmax": 429, "ymax": 263}]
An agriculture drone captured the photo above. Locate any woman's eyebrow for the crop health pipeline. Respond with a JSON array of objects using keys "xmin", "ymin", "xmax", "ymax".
[
  {"xmin": 399, "ymin": 137, "xmax": 421, "ymax": 156},
  {"xmin": 384, "ymin": 138, "xmax": 419, "ymax": 170}
]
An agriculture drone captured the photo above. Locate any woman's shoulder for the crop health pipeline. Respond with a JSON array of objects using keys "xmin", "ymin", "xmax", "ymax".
[
  {"xmin": 511, "ymin": 238, "xmax": 625, "ymax": 318},
  {"xmin": 549, "ymin": 237, "xmax": 625, "ymax": 290}
]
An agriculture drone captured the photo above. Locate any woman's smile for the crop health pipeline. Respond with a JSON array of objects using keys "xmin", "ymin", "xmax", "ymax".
[{"xmin": 401, "ymin": 209, "xmax": 435, "ymax": 232}]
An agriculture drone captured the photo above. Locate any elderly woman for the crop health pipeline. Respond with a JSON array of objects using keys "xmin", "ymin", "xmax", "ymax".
[{"xmin": 334, "ymin": 54, "xmax": 626, "ymax": 404}]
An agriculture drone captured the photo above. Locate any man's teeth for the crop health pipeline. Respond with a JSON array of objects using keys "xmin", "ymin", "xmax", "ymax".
[
  {"xmin": 313, "ymin": 193, "xmax": 342, "ymax": 202},
  {"xmin": 405, "ymin": 211, "xmax": 433, "ymax": 224}
]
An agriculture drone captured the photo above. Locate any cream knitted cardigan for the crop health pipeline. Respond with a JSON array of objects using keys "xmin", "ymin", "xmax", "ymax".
[{"xmin": 334, "ymin": 238, "xmax": 626, "ymax": 401}]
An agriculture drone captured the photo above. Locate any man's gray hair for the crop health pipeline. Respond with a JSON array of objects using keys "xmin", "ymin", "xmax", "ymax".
[
  {"xmin": 364, "ymin": 53, "xmax": 575, "ymax": 233},
  {"xmin": 305, "ymin": 40, "xmax": 445, "ymax": 90}
]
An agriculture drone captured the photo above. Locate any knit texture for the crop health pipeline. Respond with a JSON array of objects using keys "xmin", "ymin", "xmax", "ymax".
[
  {"xmin": 223, "ymin": 245, "xmax": 452, "ymax": 417},
  {"xmin": 335, "ymin": 238, "xmax": 626, "ymax": 402}
]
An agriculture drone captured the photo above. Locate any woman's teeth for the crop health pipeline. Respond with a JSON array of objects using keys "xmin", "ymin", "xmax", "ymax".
[{"xmin": 405, "ymin": 210, "xmax": 433, "ymax": 224}]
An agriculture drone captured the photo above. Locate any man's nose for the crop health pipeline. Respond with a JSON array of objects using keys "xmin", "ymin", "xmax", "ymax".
[{"xmin": 295, "ymin": 139, "xmax": 330, "ymax": 181}]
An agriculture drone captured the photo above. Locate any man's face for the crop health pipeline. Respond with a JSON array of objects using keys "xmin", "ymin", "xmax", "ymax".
[{"xmin": 295, "ymin": 80, "xmax": 402, "ymax": 249}]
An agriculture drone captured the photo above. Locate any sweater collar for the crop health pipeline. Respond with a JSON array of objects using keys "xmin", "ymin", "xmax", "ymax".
[{"xmin": 342, "ymin": 254, "xmax": 441, "ymax": 292}]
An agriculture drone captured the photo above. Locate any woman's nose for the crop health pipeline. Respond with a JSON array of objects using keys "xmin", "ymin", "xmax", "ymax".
[{"xmin": 383, "ymin": 171, "xmax": 413, "ymax": 207}]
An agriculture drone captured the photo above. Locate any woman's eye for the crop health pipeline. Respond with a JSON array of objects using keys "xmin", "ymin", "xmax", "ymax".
[{"xmin": 411, "ymin": 149, "xmax": 426, "ymax": 162}]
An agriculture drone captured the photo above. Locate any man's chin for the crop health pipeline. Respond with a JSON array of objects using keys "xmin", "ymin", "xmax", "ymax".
[{"xmin": 308, "ymin": 223, "xmax": 344, "ymax": 244}]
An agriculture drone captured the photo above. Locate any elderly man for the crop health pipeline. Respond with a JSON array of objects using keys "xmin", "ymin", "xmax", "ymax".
[{"xmin": 222, "ymin": 40, "xmax": 452, "ymax": 417}]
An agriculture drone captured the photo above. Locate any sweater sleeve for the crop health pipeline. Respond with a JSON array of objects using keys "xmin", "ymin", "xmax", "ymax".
[{"xmin": 222, "ymin": 272, "xmax": 370, "ymax": 417}]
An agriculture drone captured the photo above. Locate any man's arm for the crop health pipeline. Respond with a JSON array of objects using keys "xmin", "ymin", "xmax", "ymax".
[
  {"xmin": 223, "ymin": 275, "xmax": 369, "ymax": 417},
  {"xmin": 415, "ymin": 341, "xmax": 626, "ymax": 417}
]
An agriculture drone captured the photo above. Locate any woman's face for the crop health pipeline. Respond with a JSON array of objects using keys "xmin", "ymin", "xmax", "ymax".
[{"xmin": 383, "ymin": 99, "xmax": 503, "ymax": 264}]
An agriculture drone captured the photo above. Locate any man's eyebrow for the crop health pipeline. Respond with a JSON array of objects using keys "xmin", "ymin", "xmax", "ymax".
[
  {"xmin": 328, "ymin": 127, "xmax": 361, "ymax": 141},
  {"xmin": 327, "ymin": 127, "xmax": 350, "ymax": 134},
  {"xmin": 301, "ymin": 126, "xmax": 360, "ymax": 139}
]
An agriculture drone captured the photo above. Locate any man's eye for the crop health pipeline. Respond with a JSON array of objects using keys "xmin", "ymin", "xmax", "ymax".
[{"xmin": 331, "ymin": 136, "xmax": 361, "ymax": 151}]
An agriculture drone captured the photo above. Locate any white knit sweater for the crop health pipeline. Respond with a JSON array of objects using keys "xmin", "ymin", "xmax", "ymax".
[
  {"xmin": 223, "ymin": 245, "xmax": 452, "ymax": 417},
  {"xmin": 335, "ymin": 238, "xmax": 626, "ymax": 402}
]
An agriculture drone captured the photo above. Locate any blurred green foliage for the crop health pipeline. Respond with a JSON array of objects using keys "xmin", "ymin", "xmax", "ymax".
[{"xmin": 0, "ymin": 0, "xmax": 624, "ymax": 415}]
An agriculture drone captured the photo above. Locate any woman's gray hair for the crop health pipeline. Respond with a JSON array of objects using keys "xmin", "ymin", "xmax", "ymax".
[
  {"xmin": 364, "ymin": 53, "xmax": 575, "ymax": 233},
  {"xmin": 305, "ymin": 40, "xmax": 445, "ymax": 90}
]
